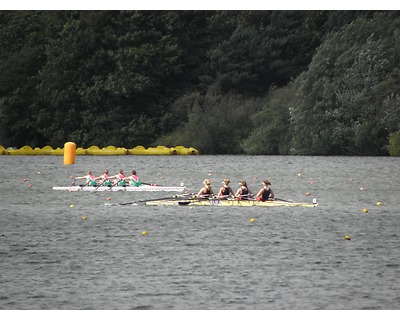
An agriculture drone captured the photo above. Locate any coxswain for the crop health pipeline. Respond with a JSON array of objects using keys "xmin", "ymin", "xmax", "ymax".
[{"xmin": 256, "ymin": 180, "xmax": 275, "ymax": 201}]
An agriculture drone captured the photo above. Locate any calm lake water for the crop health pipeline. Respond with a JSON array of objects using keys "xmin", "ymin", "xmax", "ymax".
[{"xmin": 1, "ymin": 155, "xmax": 400, "ymax": 310}]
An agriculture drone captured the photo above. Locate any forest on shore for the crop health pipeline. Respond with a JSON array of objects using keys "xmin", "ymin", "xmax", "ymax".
[{"xmin": 1, "ymin": 10, "xmax": 399, "ymax": 155}]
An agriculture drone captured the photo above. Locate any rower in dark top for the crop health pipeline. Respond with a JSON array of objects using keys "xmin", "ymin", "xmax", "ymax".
[
  {"xmin": 197, "ymin": 179, "xmax": 214, "ymax": 198},
  {"xmin": 217, "ymin": 179, "xmax": 234, "ymax": 199},
  {"xmin": 235, "ymin": 180, "xmax": 253, "ymax": 200},
  {"xmin": 256, "ymin": 179, "xmax": 275, "ymax": 201}
]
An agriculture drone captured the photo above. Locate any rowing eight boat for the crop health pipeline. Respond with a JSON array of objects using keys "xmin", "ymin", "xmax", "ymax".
[
  {"xmin": 145, "ymin": 198, "xmax": 318, "ymax": 207},
  {"xmin": 52, "ymin": 185, "xmax": 186, "ymax": 192}
]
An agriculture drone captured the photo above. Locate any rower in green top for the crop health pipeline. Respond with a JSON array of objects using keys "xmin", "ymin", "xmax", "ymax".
[
  {"xmin": 74, "ymin": 170, "xmax": 98, "ymax": 186},
  {"xmin": 95, "ymin": 169, "xmax": 112, "ymax": 187},
  {"xmin": 109, "ymin": 169, "xmax": 127, "ymax": 187},
  {"xmin": 125, "ymin": 170, "xmax": 141, "ymax": 187}
]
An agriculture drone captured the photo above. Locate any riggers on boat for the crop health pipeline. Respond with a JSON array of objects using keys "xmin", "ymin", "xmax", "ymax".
[
  {"xmin": 145, "ymin": 198, "xmax": 318, "ymax": 207},
  {"xmin": 52, "ymin": 185, "xmax": 186, "ymax": 192}
]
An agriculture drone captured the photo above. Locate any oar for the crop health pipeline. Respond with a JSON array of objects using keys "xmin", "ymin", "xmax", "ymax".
[
  {"xmin": 138, "ymin": 193, "xmax": 195, "ymax": 203},
  {"xmin": 177, "ymin": 195, "xmax": 223, "ymax": 205},
  {"xmin": 76, "ymin": 182, "xmax": 89, "ymax": 190},
  {"xmin": 217, "ymin": 194, "xmax": 235, "ymax": 200},
  {"xmin": 107, "ymin": 181, "xmax": 120, "ymax": 190},
  {"xmin": 111, "ymin": 193, "xmax": 196, "ymax": 206},
  {"xmin": 94, "ymin": 181, "xmax": 106, "ymax": 191},
  {"xmin": 105, "ymin": 179, "xmax": 127, "ymax": 190},
  {"xmin": 94, "ymin": 182, "xmax": 118, "ymax": 191},
  {"xmin": 141, "ymin": 182, "xmax": 159, "ymax": 186},
  {"xmin": 234, "ymin": 194, "xmax": 254, "ymax": 200},
  {"xmin": 274, "ymin": 197, "xmax": 294, "ymax": 203}
]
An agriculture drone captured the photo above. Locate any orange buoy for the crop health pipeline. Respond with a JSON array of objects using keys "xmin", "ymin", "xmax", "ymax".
[{"xmin": 64, "ymin": 142, "xmax": 76, "ymax": 165}]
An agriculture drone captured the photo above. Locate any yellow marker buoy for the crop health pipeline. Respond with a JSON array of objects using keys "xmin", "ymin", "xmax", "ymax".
[
  {"xmin": 250, "ymin": 218, "xmax": 255, "ymax": 222},
  {"xmin": 376, "ymin": 201, "xmax": 382, "ymax": 206},
  {"xmin": 141, "ymin": 231, "xmax": 148, "ymax": 236},
  {"xmin": 82, "ymin": 216, "xmax": 87, "ymax": 220},
  {"xmin": 70, "ymin": 204, "xmax": 74, "ymax": 208},
  {"xmin": 344, "ymin": 235, "xmax": 351, "ymax": 240},
  {"xmin": 362, "ymin": 208, "xmax": 368, "ymax": 213}
]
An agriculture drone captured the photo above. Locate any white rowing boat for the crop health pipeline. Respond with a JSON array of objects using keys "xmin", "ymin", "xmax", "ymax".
[{"xmin": 52, "ymin": 185, "xmax": 186, "ymax": 192}]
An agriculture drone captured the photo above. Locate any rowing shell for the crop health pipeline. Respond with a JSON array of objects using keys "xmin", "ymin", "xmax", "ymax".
[
  {"xmin": 145, "ymin": 198, "xmax": 317, "ymax": 207},
  {"xmin": 52, "ymin": 185, "xmax": 186, "ymax": 192}
]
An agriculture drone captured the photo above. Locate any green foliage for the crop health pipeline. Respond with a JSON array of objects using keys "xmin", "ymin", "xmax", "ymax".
[
  {"xmin": 241, "ymin": 85, "xmax": 294, "ymax": 154},
  {"xmin": 0, "ymin": 10, "xmax": 399, "ymax": 155},
  {"xmin": 388, "ymin": 132, "xmax": 400, "ymax": 156},
  {"xmin": 157, "ymin": 85, "xmax": 262, "ymax": 154},
  {"xmin": 201, "ymin": 11, "xmax": 322, "ymax": 95},
  {"xmin": 290, "ymin": 12, "xmax": 400, "ymax": 155}
]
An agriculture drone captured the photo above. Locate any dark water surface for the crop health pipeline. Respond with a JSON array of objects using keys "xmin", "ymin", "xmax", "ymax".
[{"xmin": 1, "ymin": 155, "xmax": 399, "ymax": 310}]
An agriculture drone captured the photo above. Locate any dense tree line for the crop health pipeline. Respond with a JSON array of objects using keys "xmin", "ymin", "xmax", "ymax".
[{"xmin": 1, "ymin": 10, "xmax": 399, "ymax": 155}]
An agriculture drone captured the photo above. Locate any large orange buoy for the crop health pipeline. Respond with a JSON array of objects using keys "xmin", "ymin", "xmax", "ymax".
[{"xmin": 64, "ymin": 142, "xmax": 76, "ymax": 165}]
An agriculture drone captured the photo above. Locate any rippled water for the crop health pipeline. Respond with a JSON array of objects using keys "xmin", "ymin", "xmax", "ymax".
[{"xmin": 1, "ymin": 155, "xmax": 400, "ymax": 310}]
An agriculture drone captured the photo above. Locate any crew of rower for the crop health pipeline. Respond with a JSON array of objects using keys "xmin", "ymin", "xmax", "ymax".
[
  {"xmin": 73, "ymin": 170, "xmax": 274, "ymax": 200},
  {"xmin": 73, "ymin": 169, "xmax": 141, "ymax": 187},
  {"xmin": 197, "ymin": 178, "xmax": 276, "ymax": 201}
]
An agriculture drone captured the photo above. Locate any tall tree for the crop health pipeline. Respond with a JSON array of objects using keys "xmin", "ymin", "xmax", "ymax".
[
  {"xmin": 290, "ymin": 11, "xmax": 400, "ymax": 155},
  {"xmin": 0, "ymin": 11, "xmax": 49, "ymax": 146}
]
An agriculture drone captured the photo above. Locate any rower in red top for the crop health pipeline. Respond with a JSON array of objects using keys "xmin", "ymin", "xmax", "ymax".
[
  {"xmin": 256, "ymin": 179, "xmax": 275, "ymax": 201},
  {"xmin": 197, "ymin": 179, "xmax": 214, "ymax": 198},
  {"xmin": 73, "ymin": 170, "xmax": 98, "ymax": 186},
  {"xmin": 125, "ymin": 170, "xmax": 142, "ymax": 187},
  {"xmin": 235, "ymin": 180, "xmax": 253, "ymax": 200}
]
